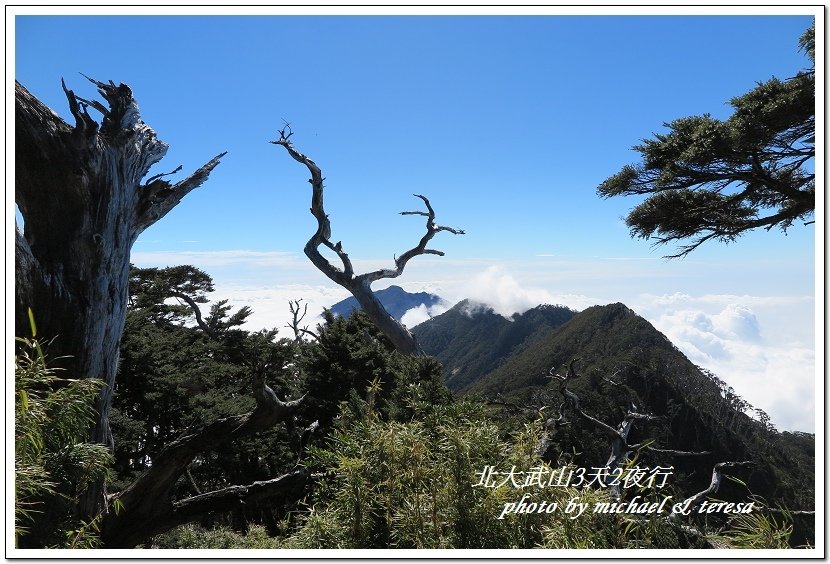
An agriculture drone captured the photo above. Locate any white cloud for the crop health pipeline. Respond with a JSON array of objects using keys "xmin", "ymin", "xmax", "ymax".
[
  {"xmin": 210, "ymin": 283, "xmax": 349, "ymax": 335},
  {"xmin": 459, "ymin": 300, "xmax": 495, "ymax": 317},
  {"xmin": 458, "ymin": 265, "xmax": 581, "ymax": 318},
  {"xmin": 401, "ymin": 302, "xmax": 450, "ymax": 328},
  {"xmin": 633, "ymin": 294, "xmax": 816, "ymax": 433},
  {"xmin": 711, "ymin": 304, "xmax": 762, "ymax": 342}
]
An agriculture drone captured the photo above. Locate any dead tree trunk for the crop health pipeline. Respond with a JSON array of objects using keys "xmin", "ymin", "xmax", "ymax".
[
  {"xmin": 271, "ymin": 126, "xmax": 463, "ymax": 356},
  {"xmin": 15, "ymin": 78, "xmax": 225, "ymax": 516}
]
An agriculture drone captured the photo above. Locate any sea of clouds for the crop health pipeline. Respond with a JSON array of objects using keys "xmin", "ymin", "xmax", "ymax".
[{"xmin": 216, "ymin": 271, "xmax": 815, "ymax": 433}]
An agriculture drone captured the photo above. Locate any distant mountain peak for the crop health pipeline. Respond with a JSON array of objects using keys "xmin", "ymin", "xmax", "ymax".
[
  {"xmin": 453, "ymin": 299, "xmax": 496, "ymax": 317},
  {"xmin": 328, "ymin": 286, "xmax": 444, "ymax": 322},
  {"xmin": 450, "ymin": 299, "xmax": 579, "ymax": 323}
]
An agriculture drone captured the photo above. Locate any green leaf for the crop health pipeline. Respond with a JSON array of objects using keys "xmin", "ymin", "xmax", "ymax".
[
  {"xmin": 27, "ymin": 308, "xmax": 37, "ymax": 337},
  {"xmin": 725, "ymin": 475, "xmax": 747, "ymax": 488}
]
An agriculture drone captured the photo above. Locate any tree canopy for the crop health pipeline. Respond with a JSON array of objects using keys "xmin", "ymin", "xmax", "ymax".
[{"xmin": 597, "ymin": 24, "xmax": 815, "ymax": 258}]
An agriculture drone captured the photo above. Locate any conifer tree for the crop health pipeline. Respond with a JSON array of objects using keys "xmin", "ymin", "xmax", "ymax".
[{"xmin": 598, "ymin": 25, "xmax": 814, "ymax": 257}]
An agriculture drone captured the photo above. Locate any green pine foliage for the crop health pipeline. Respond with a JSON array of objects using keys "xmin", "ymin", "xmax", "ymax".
[
  {"xmin": 298, "ymin": 309, "xmax": 400, "ymax": 429},
  {"xmin": 298, "ymin": 309, "xmax": 452, "ymax": 429},
  {"xmin": 597, "ymin": 24, "xmax": 814, "ymax": 257},
  {"xmin": 112, "ymin": 266, "xmax": 301, "ymax": 531},
  {"xmin": 15, "ymin": 332, "xmax": 113, "ymax": 548}
]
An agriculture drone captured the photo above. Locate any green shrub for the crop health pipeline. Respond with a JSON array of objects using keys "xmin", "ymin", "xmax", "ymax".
[
  {"xmin": 15, "ymin": 331, "xmax": 113, "ymax": 548},
  {"xmin": 283, "ymin": 402, "xmax": 628, "ymax": 549},
  {"xmin": 149, "ymin": 524, "xmax": 283, "ymax": 549}
]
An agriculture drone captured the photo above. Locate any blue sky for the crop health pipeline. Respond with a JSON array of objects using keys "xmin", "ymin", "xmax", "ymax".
[{"xmin": 12, "ymin": 9, "xmax": 820, "ymax": 431}]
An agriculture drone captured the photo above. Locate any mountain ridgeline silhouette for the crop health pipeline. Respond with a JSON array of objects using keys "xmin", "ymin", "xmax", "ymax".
[
  {"xmin": 324, "ymin": 288, "xmax": 814, "ymax": 543},
  {"xmin": 329, "ymin": 285, "xmax": 444, "ymax": 322}
]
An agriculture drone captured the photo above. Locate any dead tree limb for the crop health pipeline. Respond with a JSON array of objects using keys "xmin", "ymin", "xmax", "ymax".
[
  {"xmin": 101, "ymin": 370, "xmax": 306, "ymax": 548},
  {"xmin": 679, "ymin": 461, "xmax": 755, "ymax": 511},
  {"xmin": 643, "ymin": 446, "xmax": 712, "ymax": 457},
  {"xmin": 546, "ymin": 359, "xmax": 710, "ymax": 498},
  {"xmin": 551, "ymin": 360, "xmax": 626, "ymax": 453},
  {"xmin": 485, "ymin": 395, "xmax": 543, "ymax": 417},
  {"xmin": 286, "ymin": 299, "xmax": 318, "ymax": 342},
  {"xmin": 271, "ymin": 125, "xmax": 463, "ymax": 356},
  {"xmin": 168, "ymin": 470, "xmax": 308, "ymax": 529}
]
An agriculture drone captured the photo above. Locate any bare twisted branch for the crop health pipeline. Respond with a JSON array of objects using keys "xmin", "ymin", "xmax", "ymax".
[{"xmin": 271, "ymin": 125, "xmax": 463, "ymax": 355}]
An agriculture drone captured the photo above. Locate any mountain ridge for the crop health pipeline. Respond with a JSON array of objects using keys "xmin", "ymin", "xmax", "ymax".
[
  {"xmin": 412, "ymin": 299, "xmax": 577, "ymax": 390},
  {"xmin": 415, "ymin": 300, "xmax": 814, "ymax": 543}
]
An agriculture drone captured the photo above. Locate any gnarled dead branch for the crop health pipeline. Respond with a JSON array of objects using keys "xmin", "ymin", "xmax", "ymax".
[
  {"xmin": 102, "ymin": 370, "xmax": 306, "ymax": 548},
  {"xmin": 545, "ymin": 359, "xmax": 710, "ymax": 498},
  {"xmin": 271, "ymin": 125, "xmax": 463, "ymax": 355},
  {"xmin": 679, "ymin": 461, "xmax": 755, "ymax": 511},
  {"xmin": 286, "ymin": 298, "xmax": 318, "ymax": 342}
]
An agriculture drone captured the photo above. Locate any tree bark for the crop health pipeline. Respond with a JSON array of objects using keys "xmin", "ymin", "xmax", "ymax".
[
  {"xmin": 15, "ymin": 78, "xmax": 225, "ymax": 516},
  {"xmin": 271, "ymin": 126, "xmax": 463, "ymax": 356}
]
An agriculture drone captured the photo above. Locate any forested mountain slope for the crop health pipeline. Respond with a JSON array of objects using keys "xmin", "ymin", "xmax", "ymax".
[
  {"xmin": 412, "ymin": 300, "xmax": 576, "ymax": 390},
  {"xmin": 456, "ymin": 303, "xmax": 815, "ymax": 542}
]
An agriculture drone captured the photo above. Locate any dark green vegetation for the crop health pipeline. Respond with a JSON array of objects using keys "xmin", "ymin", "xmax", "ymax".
[
  {"xmin": 598, "ymin": 24, "xmax": 814, "ymax": 257},
  {"xmin": 412, "ymin": 300, "xmax": 576, "ymax": 390},
  {"xmin": 155, "ymin": 285, "xmax": 815, "ymax": 548},
  {"xmin": 416, "ymin": 301, "xmax": 816, "ymax": 546},
  {"xmin": 110, "ymin": 267, "xmax": 301, "ymax": 532}
]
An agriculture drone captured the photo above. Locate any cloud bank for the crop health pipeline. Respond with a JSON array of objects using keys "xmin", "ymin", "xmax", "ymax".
[
  {"xmin": 210, "ymin": 283, "xmax": 350, "ymax": 335},
  {"xmin": 400, "ymin": 302, "xmax": 451, "ymax": 328},
  {"xmin": 443, "ymin": 265, "xmax": 598, "ymax": 318},
  {"xmin": 634, "ymin": 294, "xmax": 815, "ymax": 433},
  {"xmin": 399, "ymin": 272, "xmax": 816, "ymax": 433}
]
